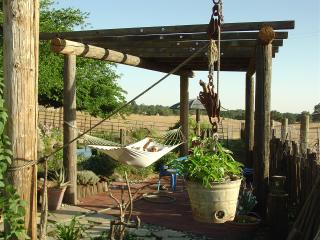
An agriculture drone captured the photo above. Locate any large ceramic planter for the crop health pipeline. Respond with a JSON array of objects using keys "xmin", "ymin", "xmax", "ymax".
[
  {"xmin": 187, "ymin": 179, "xmax": 241, "ymax": 223},
  {"xmin": 47, "ymin": 186, "xmax": 67, "ymax": 210}
]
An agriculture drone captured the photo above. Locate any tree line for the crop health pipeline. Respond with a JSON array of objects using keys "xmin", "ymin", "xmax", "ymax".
[{"xmin": 128, "ymin": 102, "xmax": 320, "ymax": 123}]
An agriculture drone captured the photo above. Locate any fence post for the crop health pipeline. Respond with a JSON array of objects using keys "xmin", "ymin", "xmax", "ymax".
[
  {"xmin": 120, "ymin": 129, "xmax": 126, "ymax": 145},
  {"xmin": 281, "ymin": 118, "xmax": 288, "ymax": 142},
  {"xmin": 300, "ymin": 113, "xmax": 309, "ymax": 155}
]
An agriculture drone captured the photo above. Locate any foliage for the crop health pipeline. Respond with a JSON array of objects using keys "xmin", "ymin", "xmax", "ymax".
[
  {"xmin": 153, "ymin": 152, "xmax": 178, "ymax": 172},
  {"xmin": 78, "ymin": 152, "xmax": 119, "ymax": 176},
  {"xmin": 237, "ymin": 185, "xmax": 257, "ymax": 215},
  {"xmin": 0, "ymin": 80, "xmax": 28, "ymax": 238},
  {"xmin": 51, "ymin": 167, "xmax": 70, "ymax": 188},
  {"xmin": 129, "ymin": 127, "xmax": 157, "ymax": 141},
  {"xmin": 37, "ymin": 0, "xmax": 126, "ymax": 117},
  {"xmin": 55, "ymin": 217, "xmax": 86, "ymax": 240},
  {"xmin": 38, "ymin": 124, "xmax": 64, "ymax": 173},
  {"xmin": 172, "ymin": 137, "xmax": 243, "ymax": 188},
  {"xmin": 312, "ymin": 103, "xmax": 320, "ymax": 122},
  {"xmin": 77, "ymin": 170, "xmax": 100, "ymax": 185}
]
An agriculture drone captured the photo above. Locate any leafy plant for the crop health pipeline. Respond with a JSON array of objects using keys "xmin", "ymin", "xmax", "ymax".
[
  {"xmin": 51, "ymin": 167, "xmax": 70, "ymax": 188},
  {"xmin": 172, "ymin": 136, "xmax": 243, "ymax": 188},
  {"xmin": 56, "ymin": 217, "xmax": 86, "ymax": 240},
  {"xmin": 0, "ymin": 77, "xmax": 29, "ymax": 238},
  {"xmin": 237, "ymin": 185, "xmax": 257, "ymax": 216},
  {"xmin": 77, "ymin": 170, "xmax": 100, "ymax": 185}
]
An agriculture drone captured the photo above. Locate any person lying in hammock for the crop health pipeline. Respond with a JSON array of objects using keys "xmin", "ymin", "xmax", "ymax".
[{"xmin": 142, "ymin": 138, "xmax": 159, "ymax": 152}]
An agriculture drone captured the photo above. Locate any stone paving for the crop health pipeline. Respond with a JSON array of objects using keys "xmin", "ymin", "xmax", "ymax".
[
  {"xmin": 0, "ymin": 204, "xmax": 207, "ymax": 239},
  {"xmin": 44, "ymin": 204, "xmax": 210, "ymax": 239}
]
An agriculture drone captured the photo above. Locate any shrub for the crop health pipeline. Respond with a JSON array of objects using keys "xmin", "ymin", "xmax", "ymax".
[
  {"xmin": 77, "ymin": 170, "xmax": 100, "ymax": 185},
  {"xmin": 78, "ymin": 152, "xmax": 118, "ymax": 176},
  {"xmin": 56, "ymin": 217, "xmax": 86, "ymax": 240}
]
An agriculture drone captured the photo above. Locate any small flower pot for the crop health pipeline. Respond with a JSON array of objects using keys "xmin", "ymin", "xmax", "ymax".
[
  {"xmin": 226, "ymin": 214, "xmax": 261, "ymax": 240},
  {"xmin": 47, "ymin": 186, "xmax": 67, "ymax": 210}
]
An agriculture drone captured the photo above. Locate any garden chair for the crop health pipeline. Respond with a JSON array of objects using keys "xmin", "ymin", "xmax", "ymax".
[{"xmin": 157, "ymin": 156, "xmax": 187, "ymax": 192}]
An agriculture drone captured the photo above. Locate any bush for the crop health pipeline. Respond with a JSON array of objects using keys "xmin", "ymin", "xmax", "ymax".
[
  {"xmin": 77, "ymin": 170, "xmax": 100, "ymax": 185},
  {"xmin": 78, "ymin": 152, "xmax": 118, "ymax": 176}
]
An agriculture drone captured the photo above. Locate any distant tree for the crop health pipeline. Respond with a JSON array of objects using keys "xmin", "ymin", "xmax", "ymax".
[
  {"xmin": 312, "ymin": 103, "xmax": 320, "ymax": 122},
  {"xmin": 38, "ymin": 0, "xmax": 126, "ymax": 117}
]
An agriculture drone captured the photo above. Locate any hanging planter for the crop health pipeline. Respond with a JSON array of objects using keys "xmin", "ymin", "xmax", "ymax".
[{"xmin": 173, "ymin": 137, "xmax": 243, "ymax": 223}]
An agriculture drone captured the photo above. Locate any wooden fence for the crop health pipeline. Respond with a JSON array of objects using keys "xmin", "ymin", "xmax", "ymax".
[
  {"xmin": 38, "ymin": 106, "xmax": 243, "ymax": 140},
  {"xmin": 270, "ymin": 137, "xmax": 320, "ymax": 208}
]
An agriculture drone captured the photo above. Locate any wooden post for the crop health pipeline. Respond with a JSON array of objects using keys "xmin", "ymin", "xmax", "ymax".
[
  {"xmin": 281, "ymin": 118, "xmax": 288, "ymax": 142},
  {"xmin": 180, "ymin": 73, "xmax": 189, "ymax": 156},
  {"xmin": 120, "ymin": 129, "xmax": 126, "ymax": 145},
  {"xmin": 196, "ymin": 109, "xmax": 201, "ymax": 136},
  {"xmin": 253, "ymin": 26, "xmax": 275, "ymax": 217},
  {"xmin": 245, "ymin": 73, "xmax": 255, "ymax": 167},
  {"xmin": 3, "ymin": 0, "xmax": 39, "ymax": 238},
  {"xmin": 63, "ymin": 54, "xmax": 77, "ymax": 205},
  {"xmin": 300, "ymin": 113, "xmax": 309, "ymax": 155}
]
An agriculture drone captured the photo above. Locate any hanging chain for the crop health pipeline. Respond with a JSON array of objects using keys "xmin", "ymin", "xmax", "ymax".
[{"xmin": 199, "ymin": 0, "xmax": 223, "ymax": 134}]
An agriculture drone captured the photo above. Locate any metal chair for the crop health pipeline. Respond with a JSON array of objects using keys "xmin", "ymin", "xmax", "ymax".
[{"xmin": 157, "ymin": 156, "xmax": 187, "ymax": 192}]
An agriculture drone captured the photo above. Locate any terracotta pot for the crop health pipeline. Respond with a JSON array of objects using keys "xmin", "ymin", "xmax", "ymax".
[{"xmin": 47, "ymin": 186, "xmax": 66, "ymax": 210}]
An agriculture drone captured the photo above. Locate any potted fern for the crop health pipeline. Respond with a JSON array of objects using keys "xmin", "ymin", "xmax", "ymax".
[
  {"xmin": 174, "ymin": 136, "xmax": 243, "ymax": 223},
  {"xmin": 48, "ymin": 167, "xmax": 70, "ymax": 210}
]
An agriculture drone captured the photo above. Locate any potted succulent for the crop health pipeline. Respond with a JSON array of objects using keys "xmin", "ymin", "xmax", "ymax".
[
  {"xmin": 174, "ymin": 136, "xmax": 243, "ymax": 223},
  {"xmin": 226, "ymin": 185, "xmax": 261, "ymax": 239},
  {"xmin": 47, "ymin": 167, "xmax": 70, "ymax": 210}
]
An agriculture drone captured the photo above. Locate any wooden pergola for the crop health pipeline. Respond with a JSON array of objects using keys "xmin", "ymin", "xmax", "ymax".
[
  {"xmin": 39, "ymin": 20, "xmax": 294, "ymax": 212},
  {"xmin": 3, "ymin": 3, "xmax": 294, "ymax": 236}
]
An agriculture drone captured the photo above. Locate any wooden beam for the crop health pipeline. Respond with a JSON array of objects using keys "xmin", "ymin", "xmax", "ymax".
[
  {"xmin": 253, "ymin": 26, "xmax": 275, "ymax": 217},
  {"xmin": 92, "ymin": 39, "xmax": 284, "ymax": 49},
  {"xmin": 3, "ymin": 0, "xmax": 39, "ymax": 239},
  {"xmin": 63, "ymin": 54, "xmax": 77, "ymax": 205},
  {"xmin": 51, "ymin": 38, "xmax": 191, "ymax": 75},
  {"xmin": 128, "ymin": 47, "xmax": 278, "ymax": 58},
  {"xmin": 180, "ymin": 73, "xmax": 189, "ymax": 156},
  {"xmin": 67, "ymin": 31, "xmax": 288, "ymax": 43},
  {"xmin": 40, "ymin": 20, "xmax": 294, "ymax": 40}
]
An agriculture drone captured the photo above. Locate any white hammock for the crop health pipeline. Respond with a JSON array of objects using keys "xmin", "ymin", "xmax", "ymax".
[{"xmin": 89, "ymin": 137, "xmax": 182, "ymax": 168}]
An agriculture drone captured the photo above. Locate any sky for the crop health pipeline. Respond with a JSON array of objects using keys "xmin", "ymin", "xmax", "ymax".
[{"xmin": 53, "ymin": 0, "xmax": 320, "ymax": 113}]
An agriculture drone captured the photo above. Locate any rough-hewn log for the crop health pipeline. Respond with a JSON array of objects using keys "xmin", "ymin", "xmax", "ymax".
[
  {"xmin": 253, "ymin": 26, "xmax": 274, "ymax": 217},
  {"xmin": 63, "ymin": 54, "xmax": 77, "ymax": 205},
  {"xmin": 3, "ymin": 0, "xmax": 39, "ymax": 239},
  {"xmin": 180, "ymin": 73, "xmax": 189, "ymax": 156},
  {"xmin": 281, "ymin": 118, "xmax": 288, "ymax": 142},
  {"xmin": 245, "ymin": 73, "xmax": 255, "ymax": 167},
  {"xmin": 40, "ymin": 21, "xmax": 294, "ymax": 40},
  {"xmin": 51, "ymin": 38, "xmax": 192, "ymax": 76},
  {"xmin": 300, "ymin": 113, "xmax": 309, "ymax": 155}
]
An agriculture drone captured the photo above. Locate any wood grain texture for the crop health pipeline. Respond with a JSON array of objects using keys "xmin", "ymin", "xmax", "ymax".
[
  {"xmin": 40, "ymin": 21, "xmax": 294, "ymax": 40},
  {"xmin": 63, "ymin": 54, "xmax": 77, "ymax": 205},
  {"xmin": 3, "ymin": 0, "xmax": 39, "ymax": 238},
  {"xmin": 180, "ymin": 74, "xmax": 189, "ymax": 156},
  {"xmin": 245, "ymin": 73, "xmax": 255, "ymax": 167},
  {"xmin": 253, "ymin": 42, "xmax": 273, "ymax": 217}
]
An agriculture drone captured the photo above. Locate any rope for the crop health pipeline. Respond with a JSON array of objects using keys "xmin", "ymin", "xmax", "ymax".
[{"xmin": 7, "ymin": 42, "xmax": 209, "ymax": 171}]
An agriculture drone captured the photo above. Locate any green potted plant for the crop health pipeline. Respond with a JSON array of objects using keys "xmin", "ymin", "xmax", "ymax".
[
  {"xmin": 48, "ymin": 167, "xmax": 70, "ymax": 210},
  {"xmin": 174, "ymin": 136, "xmax": 243, "ymax": 223},
  {"xmin": 226, "ymin": 185, "xmax": 261, "ymax": 239}
]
